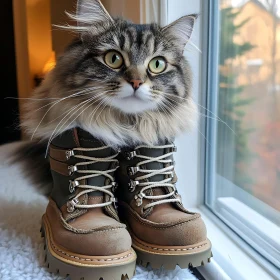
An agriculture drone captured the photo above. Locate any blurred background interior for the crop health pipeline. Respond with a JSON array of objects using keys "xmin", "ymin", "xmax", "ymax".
[
  {"xmin": 2, "ymin": 0, "xmax": 144, "ymax": 144},
  {"xmin": 1, "ymin": 0, "xmax": 279, "ymax": 277},
  {"xmin": 3, "ymin": 0, "xmax": 279, "ymax": 210}
]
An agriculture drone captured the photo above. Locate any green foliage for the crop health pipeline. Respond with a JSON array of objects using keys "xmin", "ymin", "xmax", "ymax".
[{"xmin": 217, "ymin": 7, "xmax": 255, "ymax": 188}]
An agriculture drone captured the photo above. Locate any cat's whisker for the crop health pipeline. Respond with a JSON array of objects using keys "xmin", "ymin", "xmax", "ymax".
[
  {"xmin": 89, "ymin": 96, "xmax": 110, "ymax": 125},
  {"xmin": 185, "ymin": 40, "xmax": 202, "ymax": 54},
  {"xmin": 34, "ymin": 86, "xmax": 106, "ymax": 113},
  {"xmin": 61, "ymin": 98, "xmax": 99, "ymax": 134},
  {"xmin": 160, "ymin": 92, "xmax": 236, "ymax": 135},
  {"xmin": 162, "ymin": 91, "xmax": 220, "ymax": 115},
  {"xmin": 95, "ymin": 98, "xmax": 111, "ymax": 123},
  {"xmin": 31, "ymin": 88, "xmax": 108, "ymax": 140},
  {"xmin": 164, "ymin": 95, "xmax": 218, "ymax": 120},
  {"xmin": 53, "ymin": 94, "xmax": 110, "ymax": 144},
  {"xmin": 161, "ymin": 98, "xmax": 211, "ymax": 147},
  {"xmin": 48, "ymin": 91, "xmax": 109, "ymax": 140},
  {"xmin": 159, "ymin": 90, "xmax": 221, "ymax": 116},
  {"xmin": 5, "ymin": 97, "xmax": 61, "ymax": 101},
  {"xmin": 46, "ymin": 91, "xmax": 106, "ymax": 125},
  {"xmin": 45, "ymin": 96, "xmax": 101, "ymax": 155},
  {"xmin": 32, "ymin": 88, "xmax": 93, "ymax": 114}
]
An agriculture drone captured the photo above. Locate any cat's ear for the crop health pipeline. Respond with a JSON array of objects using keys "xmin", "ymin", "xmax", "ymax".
[
  {"xmin": 65, "ymin": 0, "xmax": 114, "ymax": 32},
  {"xmin": 162, "ymin": 14, "xmax": 197, "ymax": 49},
  {"xmin": 76, "ymin": 0, "xmax": 114, "ymax": 26}
]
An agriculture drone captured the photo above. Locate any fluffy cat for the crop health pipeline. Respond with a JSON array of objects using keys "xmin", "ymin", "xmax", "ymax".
[{"xmin": 18, "ymin": 0, "xmax": 197, "ymax": 194}]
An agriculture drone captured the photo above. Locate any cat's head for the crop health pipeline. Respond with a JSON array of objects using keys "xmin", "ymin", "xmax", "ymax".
[
  {"xmin": 55, "ymin": 0, "xmax": 197, "ymax": 114},
  {"xmin": 26, "ymin": 0, "xmax": 198, "ymax": 145}
]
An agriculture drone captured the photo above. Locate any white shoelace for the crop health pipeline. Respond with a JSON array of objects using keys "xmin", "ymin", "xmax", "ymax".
[
  {"xmin": 132, "ymin": 144, "xmax": 181, "ymax": 210},
  {"xmin": 67, "ymin": 146, "xmax": 119, "ymax": 212}
]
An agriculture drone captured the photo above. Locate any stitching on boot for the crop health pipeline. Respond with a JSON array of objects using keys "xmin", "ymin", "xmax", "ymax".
[
  {"xmin": 79, "ymin": 138, "xmax": 104, "ymax": 144},
  {"xmin": 50, "ymin": 240, "xmax": 133, "ymax": 262},
  {"xmin": 88, "ymin": 197, "xmax": 103, "ymax": 201},
  {"xmin": 60, "ymin": 213, "xmax": 124, "ymax": 234},
  {"xmin": 65, "ymin": 195, "xmax": 88, "ymax": 222},
  {"xmin": 135, "ymin": 238, "xmax": 208, "ymax": 252},
  {"xmin": 48, "ymin": 199, "xmax": 124, "ymax": 233},
  {"xmin": 120, "ymin": 202, "xmax": 200, "ymax": 229}
]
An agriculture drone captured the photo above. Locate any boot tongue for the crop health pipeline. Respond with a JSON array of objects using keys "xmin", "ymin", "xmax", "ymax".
[
  {"xmin": 138, "ymin": 147, "xmax": 167, "ymax": 183},
  {"xmin": 77, "ymin": 129, "xmax": 116, "ymax": 193},
  {"xmin": 137, "ymin": 142, "xmax": 173, "ymax": 198}
]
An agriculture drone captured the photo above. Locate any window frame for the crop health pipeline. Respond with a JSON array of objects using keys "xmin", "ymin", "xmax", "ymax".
[
  {"xmin": 201, "ymin": 0, "xmax": 280, "ymax": 271},
  {"xmin": 200, "ymin": 0, "xmax": 280, "ymax": 278}
]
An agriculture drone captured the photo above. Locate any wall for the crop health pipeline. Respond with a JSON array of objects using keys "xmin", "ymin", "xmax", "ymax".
[
  {"xmin": 51, "ymin": 0, "xmax": 76, "ymax": 55},
  {"xmin": 102, "ymin": 0, "xmax": 141, "ymax": 23},
  {"xmin": 26, "ymin": 0, "xmax": 53, "ymax": 88},
  {"xmin": 13, "ymin": 0, "xmax": 54, "ymax": 137}
]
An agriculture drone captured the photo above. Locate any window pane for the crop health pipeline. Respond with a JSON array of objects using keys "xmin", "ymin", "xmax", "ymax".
[{"xmin": 206, "ymin": 0, "xmax": 280, "ymax": 268}]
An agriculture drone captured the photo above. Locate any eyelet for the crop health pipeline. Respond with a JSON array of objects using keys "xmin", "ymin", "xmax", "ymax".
[
  {"xmin": 125, "ymin": 151, "xmax": 136, "ymax": 160},
  {"xmin": 65, "ymin": 150, "xmax": 75, "ymax": 160},
  {"xmin": 69, "ymin": 180, "xmax": 79, "ymax": 193},
  {"xmin": 171, "ymin": 146, "xmax": 177, "ymax": 152},
  {"xmin": 68, "ymin": 165, "xmax": 78, "ymax": 176},
  {"xmin": 67, "ymin": 198, "xmax": 79, "ymax": 213},
  {"xmin": 111, "ymin": 182, "xmax": 118, "ymax": 192},
  {"xmin": 128, "ymin": 180, "xmax": 139, "ymax": 192},
  {"xmin": 111, "ymin": 197, "xmax": 118, "ymax": 209},
  {"xmin": 134, "ymin": 193, "xmax": 144, "ymax": 207},
  {"xmin": 127, "ymin": 166, "xmax": 140, "ymax": 176}
]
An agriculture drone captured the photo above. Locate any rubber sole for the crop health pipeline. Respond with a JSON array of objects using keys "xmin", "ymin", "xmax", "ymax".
[
  {"xmin": 41, "ymin": 215, "xmax": 137, "ymax": 280},
  {"xmin": 131, "ymin": 233, "xmax": 212, "ymax": 270}
]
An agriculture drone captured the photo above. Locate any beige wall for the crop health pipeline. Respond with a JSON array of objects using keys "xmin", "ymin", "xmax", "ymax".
[
  {"xmin": 102, "ymin": 0, "xmax": 141, "ymax": 23},
  {"xmin": 50, "ymin": 0, "xmax": 141, "ymax": 55},
  {"xmin": 13, "ymin": 0, "xmax": 53, "ymax": 134},
  {"xmin": 26, "ymin": 0, "xmax": 53, "ymax": 88},
  {"xmin": 51, "ymin": 0, "xmax": 76, "ymax": 55}
]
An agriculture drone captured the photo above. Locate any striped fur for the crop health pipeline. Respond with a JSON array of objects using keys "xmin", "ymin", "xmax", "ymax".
[{"xmin": 23, "ymin": 0, "xmax": 197, "ymax": 148}]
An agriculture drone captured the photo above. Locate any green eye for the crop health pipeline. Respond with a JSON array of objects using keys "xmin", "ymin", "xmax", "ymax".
[
  {"xmin": 148, "ymin": 57, "xmax": 166, "ymax": 74},
  {"xmin": 105, "ymin": 51, "xmax": 123, "ymax": 69}
]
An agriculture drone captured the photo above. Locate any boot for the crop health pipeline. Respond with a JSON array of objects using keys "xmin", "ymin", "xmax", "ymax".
[
  {"xmin": 116, "ymin": 142, "xmax": 212, "ymax": 270},
  {"xmin": 41, "ymin": 128, "xmax": 136, "ymax": 280}
]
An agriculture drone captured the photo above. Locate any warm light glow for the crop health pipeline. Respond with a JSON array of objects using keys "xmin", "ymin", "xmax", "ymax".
[{"xmin": 42, "ymin": 51, "xmax": 56, "ymax": 75}]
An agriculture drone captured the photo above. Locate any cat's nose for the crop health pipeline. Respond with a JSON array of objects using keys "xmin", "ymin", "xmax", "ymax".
[{"xmin": 130, "ymin": 79, "xmax": 143, "ymax": 90}]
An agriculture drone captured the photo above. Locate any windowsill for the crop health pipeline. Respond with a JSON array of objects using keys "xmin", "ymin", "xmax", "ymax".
[
  {"xmin": 191, "ymin": 206, "xmax": 279, "ymax": 280},
  {"xmin": 216, "ymin": 197, "xmax": 280, "ymax": 268}
]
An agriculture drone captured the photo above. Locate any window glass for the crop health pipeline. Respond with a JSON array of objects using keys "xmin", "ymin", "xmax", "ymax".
[{"xmin": 205, "ymin": 0, "xmax": 280, "ymax": 268}]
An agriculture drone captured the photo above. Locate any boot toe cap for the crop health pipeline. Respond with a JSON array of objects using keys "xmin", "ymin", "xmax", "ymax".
[
  {"xmin": 46, "ymin": 200, "xmax": 132, "ymax": 256},
  {"xmin": 123, "ymin": 203, "xmax": 207, "ymax": 247},
  {"xmin": 63, "ymin": 226, "xmax": 132, "ymax": 256},
  {"xmin": 142, "ymin": 214, "xmax": 207, "ymax": 247}
]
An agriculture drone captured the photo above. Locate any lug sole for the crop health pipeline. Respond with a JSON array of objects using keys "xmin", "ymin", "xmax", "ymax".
[
  {"xmin": 131, "ymin": 233, "xmax": 212, "ymax": 270},
  {"xmin": 41, "ymin": 215, "xmax": 137, "ymax": 280}
]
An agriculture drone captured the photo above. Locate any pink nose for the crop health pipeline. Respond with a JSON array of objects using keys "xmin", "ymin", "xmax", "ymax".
[{"xmin": 130, "ymin": 79, "xmax": 143, "ymax": 90}]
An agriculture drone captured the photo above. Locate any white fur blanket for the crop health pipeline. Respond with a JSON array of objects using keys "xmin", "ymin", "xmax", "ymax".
[{"xmin": 0, "ymin": 142, "xmax": 197, "ymax": 280}]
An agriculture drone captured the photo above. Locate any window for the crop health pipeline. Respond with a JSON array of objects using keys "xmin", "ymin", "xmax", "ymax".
[{"xmin": 204, "ymin": 0, "xmax": 280, "ymax": 271}]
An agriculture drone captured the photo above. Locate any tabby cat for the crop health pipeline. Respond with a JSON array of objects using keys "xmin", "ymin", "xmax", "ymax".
[{"xmin": 20, "ymin": 0, "xmax": 197, "ymax": 194}]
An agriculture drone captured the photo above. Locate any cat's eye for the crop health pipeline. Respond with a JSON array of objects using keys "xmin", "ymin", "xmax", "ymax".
[
  {"xmin": 148, "ymin": 57, "xmax": 166, "ymax": 74},
  {"xmin": 104, "ymin": 51, "xmax": 123, "ymax": 69}
]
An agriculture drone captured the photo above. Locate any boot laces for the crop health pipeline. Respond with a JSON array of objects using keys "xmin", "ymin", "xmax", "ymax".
[
  {"xmin": 132, "ymin": 144, "xmax": 181, "ymax": 210},
  {"xmin": 67, "ymin": 146, "xmax": 119, "ymax": 212}
]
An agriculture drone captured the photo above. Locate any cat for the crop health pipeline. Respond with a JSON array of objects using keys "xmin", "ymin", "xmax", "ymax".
[{"xmin": 17, "ymin": 0, "xmax": 197, "ymax": 195}]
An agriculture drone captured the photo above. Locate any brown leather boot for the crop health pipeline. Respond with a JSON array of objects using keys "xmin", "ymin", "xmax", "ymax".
[
  {"xmin": 116, "ymin": 143, "xmax": 212, "ymax": 270},
  {"xmin": 41, "ymin": 128, "xmax": 136, "ymax": 280}
]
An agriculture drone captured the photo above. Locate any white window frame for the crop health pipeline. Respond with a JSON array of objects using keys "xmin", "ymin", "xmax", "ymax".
[
  {"xmin": 147, "ymin": 0, "xmax": 280, "ymax": 279},
  {"xmin": 199, "ymin": 0, "xmax": 279, "ymax": 278}
]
